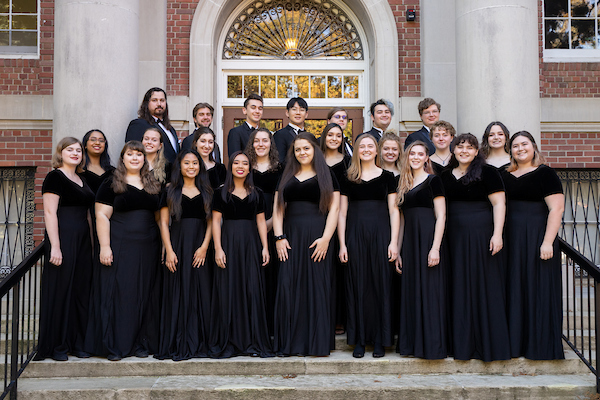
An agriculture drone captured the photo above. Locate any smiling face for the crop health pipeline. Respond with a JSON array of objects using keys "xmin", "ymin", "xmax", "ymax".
[
  {"xmin": 122, "ymin": 148, "xmax": 145, "ymax": 173},
  {"xmin": 488, "ymin": 125, "xmax": 507, "ymax": 150},
  {"xmin": 371, "ymin": 104, "xmax": 391, "ymax": 130},
  {"xmin": 408, "ymin": 144, "xmax": 428, "ymax": 171},
  {"xmin": 325, "ymin": 127, "xmax": 344, "ymax": 151},
  {"xmin": 148, "ymin": 91, "xmax": 166, "ymax": 118},
  {"xmin": 231, "ymin": 153, "xmax": 250, "ymax": 179},
  {"xmin": 511, "ymin": 135, "xmax": 535, "ymax": 165},
  {"xmin": 328, "ymin": 111, "xmax": 348, "ymax": 131},
  {"xmin": 453, "ymin": 140, "xmax": 478, "ymax": 167},
  {"xmin": 243, "ymin": 99, "xmax": 264, "ymax": 126},
  {"xmin": 294, "ymin": 139, "xmax": 314, "ymax": 166},
  {"xmin": 86, "ymin": 131, "xmax": 106, "ymax": 156},
  {"xmin": 358, "ymin": 137, "xmax": 377, "ymax": 162},
  {"xmin": 142, "ymin": 130, "xmax": 162, "ymax": 155},
  {"xmin": 431, "ymin": 127, "xmax": 452, "ymax": 151},
  {"xmin": 61, "ymin": 143, "xmax": 83, "ymax": 167},
  {"xmin": 195, "ymin": 133, "xmax": 215, "ymax": 158},
  {"xmin": 253, "ymin": 131, "xmax": 271, "ymax": 158},
  {"xmin": 420, "ymin": 104, "xmax": 440, "ymax": 128},
  {"xmin": 286, "ymin": 102, "xmax": 308, "ymax": 127},
  {"xmin": 381, "ymin": 139, "xmax": 400, "ymax": 164},
  {"xmin": 180, "ymin": 153, "xmax": 200, "ymax": 179},
  {"xmin": 194, "ymin": 107, "xmax": 213, "ymax": 128}
]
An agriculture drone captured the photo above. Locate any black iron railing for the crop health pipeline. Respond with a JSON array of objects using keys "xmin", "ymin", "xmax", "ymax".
[{"xmin": 0, "ymin": 243, "xmax": 43, "ymax": 400}]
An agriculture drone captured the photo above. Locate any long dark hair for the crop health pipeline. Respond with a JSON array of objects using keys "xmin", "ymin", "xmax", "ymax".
[
  {"xmin": 222, "ymin": 151, "xmax": 258, "ymax": 203},
  {"xmin": 192, "ymin": 127, "xmax": 216, "ymax": 162},
  {"xmin": 167, "ymin": 149, "xmax": 212, "ymax": 220},
  {"xmin": 244, "ymin": 128, "xmax": 280, "ymax": 171},
  {"xmin": 319, "ymin": 123, "xmax": 347, "ymax": 156},
  {"xmin": 277, "ymin": 132, "xmax": 333, "ymax": 215},
  {"xmin": 481, "ymin": 121, "xmax": 510, "ymax": 157},
  {"xmin": 138, "ymin": 87, "xmax": 171, "ymax": 130},
  {"xmin": 448, "ymin": 133, "xmax": 485, "ymax": 184},
  {"xmin": 82, "ymin": 129, "xmax": 112, "ymax": 171},
  {"xmin": 112, "ymin": 141, "xmax": 161, "ymax": 194}
]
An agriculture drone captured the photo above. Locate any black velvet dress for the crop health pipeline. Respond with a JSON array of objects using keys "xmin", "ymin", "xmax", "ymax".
[
  {"xmin": 342, "ymin": 170, "xmax": 397, "ymax": 348},
  {"xmin": 431, "ymin": 161, "xmax": 447, "ymax": 176},
  {"xmin": 501, "ymin": 165, "xmax": 564, "ymax": 360},
  {"xmin": 95, "ymin": 180, "xmax": 161, "ymax": 358},
  {"xmin": 37, "ymin": 170, "xmax": 95, "ymax": 360},
  {"xmin": 253, "ymin": 166, "xmax": 283, "ymax": 336},
  {"xmin": 441, "ymin": 165, "xmax": 510, "ymax": 361},
  {"xmin": 274, "ymin": 175, "xmax": 339, "ymax": 356},
  {"xmin": 209, "ymin": 188, "xmax": 273, "ymax": 358},
  {"xmin": 207, "ymin": 163, "xmax": 227, "ymax": 189},
  {"xmin": 82, "ymin": 167, "xmax": 115, "ymax": 194},
  {"xmin": 156, "ymin": 193, "xmax": 212, "ymax": 360},
  {"xmin": 397, "ymin": 175, "xmax": 447, "ymax": 359}
]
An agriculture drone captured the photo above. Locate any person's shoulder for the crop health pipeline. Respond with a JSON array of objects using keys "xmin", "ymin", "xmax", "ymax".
[
  {"xmin": 274, "ymin": 125, "xmax": 292, "ymax": 135},
  {"xmin": 228, "ymin": 124, "xmax": 244, "ymax": 134}
]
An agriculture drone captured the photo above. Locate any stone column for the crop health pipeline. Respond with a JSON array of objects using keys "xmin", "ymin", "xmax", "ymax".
[
  {"xmin": 53, "ymin": 0, "xmax": 139, "ymax": 161},
  {"xmin": 455, "ymin": 0, "xmax": 540, "ymax": 142},
  {"xmin": 138, "ymin": 0, "xmax": 166, "ymax": 102}
]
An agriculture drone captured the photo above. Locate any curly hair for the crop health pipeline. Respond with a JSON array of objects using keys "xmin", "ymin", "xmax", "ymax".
[
  {"xmin": 112, "ymin": 141, "xmax": 161, "ymax": 194},
  {"xmin": 448, "ymin": 133, "xmax": 486, "ymax": 185},
  {"xmin": 244, "ymin": 128, "xmax": 280, "ymax": 171}
]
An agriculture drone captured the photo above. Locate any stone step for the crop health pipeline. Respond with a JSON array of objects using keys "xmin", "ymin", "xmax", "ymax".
[
  {"xmin": 17, "ymin": 373, "xmax": 597, "ymax": 400},
  {"xmin": 23, "ymin": 349, "xmax": 591, "ymax": 379}
]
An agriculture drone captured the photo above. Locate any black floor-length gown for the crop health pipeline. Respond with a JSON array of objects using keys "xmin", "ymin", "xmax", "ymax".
[
  {"xmin": 342, "ymin": 170, "xmax": 397, "ymax": 348},
  {"xmin": 253, "ymin": 166, "xmax": 283, "ymax": 336},
  {"xmin": 501, "ymin": 165, "xmax": 564, "ymax": 360},
  {"xmin": 209, "ymin": 188, "xmax": 273, "ymax": 358},
  {"xmin": 274, "ymin": 175, "xmax": 339, "ymax": 356},
  {"xmin": 156, "ymin": 193, "xmax": 212, "ymax": 360},
  {"xmin": 441, "ymin": 165, "xmax": 511, "ymax": 361},
  {"xmin": 95, "ymin": 180, "xmax": 161, "ymax": 358},
  {"xmin": 397, "ymin": 174, "xmax": 447, "ymax": 359},
  {"xmin": 36, "ymin": 170, "xmax": 95, "ymax": 360}
]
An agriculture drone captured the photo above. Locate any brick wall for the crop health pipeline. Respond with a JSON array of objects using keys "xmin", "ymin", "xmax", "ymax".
[
  {"xmin": 541, "ymin": 132, "xmax": 600, "ymax": 168},
  {"xmin": 166, "ymin": 0, "xmax": 196, "ymax": 97},
  {"xmin": 389, "ymin": 0, "xmax": 421, "ymax": 97}
]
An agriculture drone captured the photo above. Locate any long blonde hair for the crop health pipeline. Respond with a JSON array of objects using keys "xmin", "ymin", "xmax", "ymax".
[
  {"xmin": 346, "ymin": 134, "xmax": 378, "ymax": 183},
  {"xmin": 397, "ymin": 141, "xmax": 433, "ymax": 206},
  {"xmin": 143, "ymin": 128, "xmax": 168, "ymax": 184},
  {"xmin": 378, "ymin": 132, "xmax": 403, "ymax": 170}
]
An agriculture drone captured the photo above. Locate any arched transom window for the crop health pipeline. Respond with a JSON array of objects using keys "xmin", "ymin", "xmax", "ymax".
[{"xmin": 222, "ymin": 0, "xmax": 364, "ymax": 60}]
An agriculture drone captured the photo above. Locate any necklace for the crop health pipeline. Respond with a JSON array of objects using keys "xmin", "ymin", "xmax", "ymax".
[{"xmin": 433, "ymin": 152, "xmax": 451, "ymax": 166}]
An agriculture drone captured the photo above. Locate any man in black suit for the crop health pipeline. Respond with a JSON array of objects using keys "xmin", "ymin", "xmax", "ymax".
[
  {"xmin": 227, "ymin": 93, "xmax": 263, "ymax": 157},
  {"xmin": 357, "ymin": 99, "xmax": 393, "ymax": 142},
  {"xmin": 125, "ymin": 87, "xmax": 180, "ymax": 164},
  {"xmin": 180, "ymin": 102, "xmax": 221, "ymax": 163},
  {"xmin": 403, "ymin": 97, "xmax": 440, "ymax": 155},
  {"xmin": 274, "ymin": 97, "xmax": 309, "ymax": 163}
]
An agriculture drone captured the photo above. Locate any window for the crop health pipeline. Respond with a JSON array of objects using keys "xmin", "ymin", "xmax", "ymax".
[
  {"xmin": 0, "ymin": 0, "xmax": 39, "ymax": 57},
  {"xmin": 543, "ymin": 0, "xmax": 600, "ymax": 62}
]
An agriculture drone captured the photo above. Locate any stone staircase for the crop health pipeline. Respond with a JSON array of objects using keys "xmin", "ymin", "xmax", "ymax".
[{"xmin": 17, "ymin": 337, "xmax": 598, "ymax": 399}]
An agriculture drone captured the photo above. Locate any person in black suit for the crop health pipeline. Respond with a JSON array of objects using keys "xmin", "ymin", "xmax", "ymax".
[
  {"xmin": 357, "ymin": 99, "xmax": 393, "ymax": 142},
  {"xmin": 274, "ymin": 97, "xmax": 310, "ymax": 163},
  {"xmin": 180, "ymin": 102, "xmax": 221, "ymax": 163},
  {"xmin": 125, "ymin": 87, "xmax": 180, "ymax": 164},
  {"xmin": 404, "ymin": 98, "xmax": 440, "ymax": 155},
  {"xmin": 227, "ymin": 93, "xmax": 264, "ymax": 157}
]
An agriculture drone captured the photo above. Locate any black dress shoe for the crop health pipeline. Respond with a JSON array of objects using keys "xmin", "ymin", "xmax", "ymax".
[
  {"xmin": 134, "ymin": 349, "xmax": 149, "ymax": 358},
  {"xmin": 52, "ymin": 353, "xmax": 68, "ymax": 362},
  {"xmin": 373, "ymin": 343, "xmax": 385, "ymax": 358},
  {"xmin": 72, "ymin": 350, "xmax": 91, "ymax": 359},
  {"xmin": 353, "ymin": 344, "xmax": 365, "ymax": 358},
  {"xmin": 107, "ymin": 354, "xmax": 122, "ymax": 361}
]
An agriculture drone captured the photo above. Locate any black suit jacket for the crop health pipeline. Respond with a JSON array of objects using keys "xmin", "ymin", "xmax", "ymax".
[
  {"xmin": 180, "ymin": 129, "xmax": 222, "ymax": 164},
  {"xmin": 274, "ymin": 125, "xmax": 298, "ymax": 164},
  {"xmin": 227, "ymin": 123, "xmax": 255, "ymax": 157},
  {"xmin": 125, "ymin": 118, "xmax": 180, "ymax": 164},
  {"xmin": 404, "ymin": 126, "xmax": 436, "ymax": 155},
  {"xmin": 356, "ymin": 127, "xmax": 383, "ymax": 142}
]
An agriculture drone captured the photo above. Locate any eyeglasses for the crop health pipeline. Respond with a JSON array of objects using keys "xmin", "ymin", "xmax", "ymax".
[
  {"xmin": 89, "ymin": 138, "xmax": 106, "ymax": 144},
  {"xmin": 332, "ymin": 115, "xmax": 347, "ymax": 120}
]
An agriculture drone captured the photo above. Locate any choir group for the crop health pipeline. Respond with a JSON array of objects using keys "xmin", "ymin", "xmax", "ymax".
[{"xmin": 36, "ymin": 94, "xmax": 565, "ymax": 364}]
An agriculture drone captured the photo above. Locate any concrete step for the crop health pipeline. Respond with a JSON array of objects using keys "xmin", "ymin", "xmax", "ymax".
[{"xmin": 17, "ymin": 373, "xmax": 597, "ymax": 399}]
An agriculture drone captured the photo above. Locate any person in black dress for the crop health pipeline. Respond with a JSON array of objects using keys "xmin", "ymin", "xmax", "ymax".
[
  {"xmin": 37, "ymin": 137, "xmax": 94, "ymax": 361},
  {"xmin": 481, "ymin": 121, "xmax": 511, "ymax": 170},
  {"xmin": 378, "ymin": 132, "xmax": 402, "ymax": 178},
  {"xmin": 210, "ymin": 151, "xmax": 273, "ymax": 358},
  {"xmin": 244, "ymin": 128, "xmax": 282, "ymax": 336},
  {"xmin": 156, "ymin": 149, "xmax": 213, "ymax": 360},
  {"xmin": 193, "ymin": 127, "xmax": 226, "ymax": 189},
  {"xmin": 502, "ymin": 131, "xmax": 565, "ymax": 360},
  {"xmin": 143, "ymin": 128, "xmax": 170, "ymax": 185},
  {"xmin": 95, "ymin": 141, "xmax": 162, "ymax": 361},
  {"xmin": 319, "ymin": 123, "xmax": 350, "ymax": 338},
  {"xmin": 428, "ymin": 121, "xmax": 455, "ymax": 176},
  {"xmin": 440, "ymin": 133, "xmax": 510, "ymax": 362},
  {"xmin": 338, "ymin": 134, "xmax": 399, "ymax": 358},
  {"xmin": 81, "ymin": 129, "xmax": 114, "ymax": 193},
  {"xmin": 396, "ymin": 141, "xmax": 447, "ymax": 359},
  {"xmin": 273, "ymin": 132, "xmax": 340, "ymax": 356}
]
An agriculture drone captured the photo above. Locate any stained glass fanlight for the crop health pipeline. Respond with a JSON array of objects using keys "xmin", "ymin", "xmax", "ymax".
[{"xmin": 223, "ymin": 0, "xmax": 364, "ymax": 60}]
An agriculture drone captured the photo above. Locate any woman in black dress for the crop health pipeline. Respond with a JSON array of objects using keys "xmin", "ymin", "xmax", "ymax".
[
  {"xmin": 338, "ymin": 134, "xmax": 399, "ymax": 358},
  {"xmin": 37, "ymin": 137, "xmax": 94, "ymax": 361},
  {"xmin": 244, "ymin": 128, "xmax": 281, "ymax": 335},
  {"xmin": 440, "ymin": 133, "xmax": 510, "ymax": 362},
  {"xmin": 396, "ymin": 141, "xmax": 447, "ymax": 359},
  {"xmin": 81, "ymin": 129, "xmax": 114, "ymax": 193},
  {"xmin": 156, "ymin": 149, "xmax": 213, "ymax": 360},
  {"xmin": 142, "ymin": 128, "xmax": 170, "ymax": 185},
  {"xmin": 481, "ymin": 121, "xmax": 511, "ymax": 170},
  {"xmin": 210, "ymin": 151, "xmax": 273, "ymax": 358},
  {"xmin": 273, "ymin": 132, "xmax": 340, "ymax": 356},
  {"xmin": 428, "ymin": 121, "xmax": 455, "ymax": 176},
  {"xmin": 194, "ymin": 127, "xmax": 226, "ymax": 189},
  {"xmin": 95, "ymin": 141, "xmax": 162, "ymax": 361},
  {"xmin": 378, "ymin": 132, "xmax": 402, "ymax": 178},
  {"xmin": 502, "ymin": 131, "xmax": 565, "ymax": 360},
  {"xmin": 320, "ymin": 123, "xmax": 351, "ymax": 182}
]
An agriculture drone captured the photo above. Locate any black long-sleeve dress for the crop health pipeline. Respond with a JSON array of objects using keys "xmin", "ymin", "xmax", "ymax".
[
  {"xmin": 341, "ymin": 170, "xmax": 397, "ymax": 348},
  {"xmin": 36, "ymin": 170, "xmax": 95, "ymax": 360},
  {"xmin": 209, "ymin": 188, "xmax": 273, "ymax": 358},
  {"xmin": 95, "ymin": 180, "xmax": 161, "ymax": 359},
  {"xmin": 274, "ymin": 175, "xmax": 339, "ymax": 356},
  {"xmin": 501, "ymin": 165, "xmax": 564, "ymax": 360},
  {"xmin": 156, "ymin": 192, "xmax": 212, "ymax": 360},
  {"xmin": 440, "ymin": 165, "xmax": 510, "ymax": 361},
  {"xmin": 397, "ymin": 174, "xmax": 447, "ymax": 359}
]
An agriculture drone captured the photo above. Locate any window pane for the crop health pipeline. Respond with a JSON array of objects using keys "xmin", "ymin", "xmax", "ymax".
[
  {"xmin": 260, "ymin": 119, "xmax": 283, "ymax": 132},
  {"xmin": 0, "ymin": 0, "xmax": 8, "ymax": 13},
  {"xmin": 310, "ymin": 76, "xmax": 326, "ymax": 98},
  {"xmin": 261, "ymin": 75, "xmax": 276, "ymax": 98},
  {"xmin": 344, "ymin": 76, "xmax": 359, "ymax": 98},
  {"xmin": 277, "ymin": 75, "xmax": 293, "ymax": 98},
  {"xmin": 12, "ymin": 15, "xmax": 36, "ymax": 30},
  {"xmin": 571, "ymin": 0, "xmax": 595, "ymax": 17},
  {"xmin": 227, "ymin": 75, "xmax": 243, "ymax": 98},
  {"xmin": 243, "ymin": 75, "xmax": 259, "ymax": 97},
  {"xmin": 304, "ymin": 120, "xmax": 327, "ymax": 138},
  {"xmin": 12, "ymin": 0, "xmax": 37, "ymax": 13},
  {"xmin": 571, "ymin": 19, "xmax": 596, "ymax": 48},
  {"xmin": 545, "ymin": 0, "xmax": 568, "ymax": 17},
  {"xmin": 0, "ymin": 31, "xmax": 8, "ymax": 46},
  {"xmin": 11, "ymin": 30, "xmax": 35, "ymax": 46},
  {"xmin": 545, "ymin": 19, "xmax": 569, "ymax": 49},
  {"xmin": 0, "ymin": 15, "xmax": 8, "ymax": 29},
  {"xmin": 295, "ymin": 75, "xmax": 309, "ymax": 98},
  {"xmin": 327, "ymin": 75, "xmax": 342, "ymax": 98}
]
